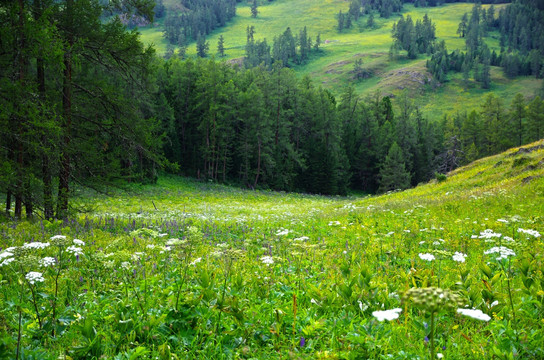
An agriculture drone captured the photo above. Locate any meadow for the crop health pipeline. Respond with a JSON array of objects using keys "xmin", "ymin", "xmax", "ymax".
[
  {"xmin": 138, "ymin": 1, "xmax": 542, "ymax": 119},
  {"xmin": 1, "ymin": 139, "xmax": 543, "ymax": 359}
]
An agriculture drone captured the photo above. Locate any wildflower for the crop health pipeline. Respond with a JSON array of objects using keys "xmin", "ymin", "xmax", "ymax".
[
  {"xmin": 456, "ymin": 308, "xmax": 491, "ymax": 321},
  {"xmin": 0, "ymin": 251, "xmax": 14, "ymax": 261},
  {"xmin": 276, "ymin": 228, "xmax": 290, "ymax": 236},
  {"xmin": 190, "ymin": 257, "xmax": 202, "ymax": 266},
  {"xmin": 73, "ymin": 239, "xmax": 85, "ymax": 246},
  {"xmin": 260, "ymin": 256, "xmax": 274, "ymax": 265},
  {"xmin": 23, "ymin": 242, "xmax": 50, "ymax": 250},
  {"xmin": 419, "ymin": 253, "xmax": 435, "ymax": 261},
  {"xmin": 517, "ymin": 228, "xmax": 541, "ymax": 238},
  {"xmin": 484, "ymin": 246, "xmax": 515, "ymax": 261},
  {"xmin": 50, "ymin": 235, "xmax": 66, "ymax": 241},
  {"xmin": 40, "ymin": 257, "xmax": 56, "ymax": 267},
  {"xmin": 437, "ymin": 353, "xmax": 444, "ymax": 359},
  {"xmin": 372, "ymin": 308, "xmax": 402, "ymax": 322},
  {"xmin": 26, "ymin": 272, "xmax": 45, "ymax": 285},
  {"xmin": 300, "ymin": 337, "xmax": 305, "ymax": 347},
  {"xmin": 452, "ymin": 252, "xmax": 467, "ymax": 263},
  {"xmin": 0, "ymin": 258, "xmax": 14, "ymax": 267},
  {"xmin": 497, "ymin": 219, "xmax": 509, "ymax": 223},
  {"xmin": 478, "ymin": 229, "xmax": 502, "ymax": 239},
  {"xmin": 66, "ymin": 246, "xmax": 84, "ymax": 256}
]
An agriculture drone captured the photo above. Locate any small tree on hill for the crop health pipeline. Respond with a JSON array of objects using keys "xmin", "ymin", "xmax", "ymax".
[
  {"xmin": 251, "ymin": 0, "xmax": 258, "ymax": 18},
  {"xmin": 196, "ymin": 33, "xmax": 209, "ymax": 57},
  {"xmin": 378, "ymin": 142, "xmax": 411, "ymax": 193},
  {"xmin": 217, "ymin": 35, "xmax": 225, "ymax": 57}
]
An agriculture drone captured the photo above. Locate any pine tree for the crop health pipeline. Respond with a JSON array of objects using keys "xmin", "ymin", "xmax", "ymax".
[
  {"xmin": 378, "ymin": 142, "xmax": 411, "ymax": 193},
  {"xmin": 338, "ymin": 11, "xmax": 344, "ymax": 32},
  {"xmin": 251, "ymin": 0, "xmax": 258, "ymax": 18},
  {"xmin": 527, "ymin": 96, "xmax": 544, "ymax": 142},
  {"xmin": 217, "ymin": 35, "xmax": 225, "ymax": 57},
  {"xmin": 196, "ymin": 33, "xmax": 209, "ymax": 57},
  {"xmin": 509, "ymin": 93, "xmax": 526, "ymax": 146}
]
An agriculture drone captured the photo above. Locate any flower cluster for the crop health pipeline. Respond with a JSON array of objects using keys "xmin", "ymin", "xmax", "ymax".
[
  {"xmin": 372, "ymin": 308, "xmax": 402, "ymax": 322},
  {"xmin": 25, "ymin": 271, "xmax": 45, "ymax": 285},
  {"xmin": 418, "ymin": 253, "xmax": 435, "ymax": 261},
  {"xmin": 457, "ymin": 308, "xmax": 491, "ymax": 321},
  {"xmin": 517, "ymin": 228, "xmax": 541, "ymax": 238},
  {"xmin": 484, "ymin": 246, "xmax": 515, "ymax": 261},
  {"xmin": 452, "ymin": 252, "xmax": 467, "ymax": 263}
]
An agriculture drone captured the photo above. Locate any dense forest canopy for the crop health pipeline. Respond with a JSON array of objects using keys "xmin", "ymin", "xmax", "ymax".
[{"xmin": 1, "ymin": 0, "xmax": 544, "ymax": 220}]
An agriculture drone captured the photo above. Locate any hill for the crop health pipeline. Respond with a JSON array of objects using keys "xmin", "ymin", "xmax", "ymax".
[
  {"xmin": 138, "ymin": 0, "xmax": 543, "ymax": 119},
  {"xmin": 2, "ymin": 140, "xmax": 543, "ymax": 358}
]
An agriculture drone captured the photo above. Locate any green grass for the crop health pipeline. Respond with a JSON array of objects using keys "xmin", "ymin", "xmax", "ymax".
[{"xmin": 1, "ymin": 141, "xmax": 544, "ymax": 358}]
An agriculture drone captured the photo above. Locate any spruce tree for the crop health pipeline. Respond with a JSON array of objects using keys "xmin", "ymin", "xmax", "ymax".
[
  {"xmin": 251, "ymin": 0, "xmax": 258, "ymax": 18},
  {"xmin": 196, "ymin": 33, "xmax": 209, "ymax": 57},
  {"xmin": 218, "ymin": 35, "xmax": 225, "ymax": 57},
  {"xmin": 378, "ymin": 142, "xmax": 411, "ymax": 193}
]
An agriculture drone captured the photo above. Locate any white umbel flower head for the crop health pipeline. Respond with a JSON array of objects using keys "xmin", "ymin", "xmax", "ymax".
[
  {"xmin": 372, "ymin": 308, "xmax": 402, "ymax": 322},
  {"xmin": 452, "ymin": 252, "xmax": 467, "ymax": 263},
  {"xmin": 517, "ymin": 228, "xmax": 541, "ymax": 238},
  {"xmin": 260, "ymin": 255, "xmax": 274, "ymax": 265},
  {"xmin": 40, "ymin": 257, "xmax": 56, "ymax": 267},
  {"xmin": 419, "ymin": 253, "xmax": 435, "ymax": 261},
  {"xmin": 66, "ymin": 246, "xmax": 83, "ymax": 256},
  {"xmin": 26, "ymin": 272, "xmax": 45, "ymax": 285},
  {"xmin": 23, "ymin": 242, "xmax": 50, "ymax": 250},
  {"xmin": 484, "ymin": 246, "xmax": 515, "ymax": 261},
  {"xmin": 456, "ymin": 308, "xmax": 491, "ymax": 321},
  {"xmin": 190, "ymin": 257, "xmax": 202, "ymax": 266},
  {"xmin": 73, "ymin": 239, "xmax": 85, "ymax": 246}
]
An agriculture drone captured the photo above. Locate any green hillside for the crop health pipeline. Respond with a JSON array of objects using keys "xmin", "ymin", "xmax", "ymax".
[{"xmin": 138, "ymin": 1, "xmax": 542, "ymax": 119}]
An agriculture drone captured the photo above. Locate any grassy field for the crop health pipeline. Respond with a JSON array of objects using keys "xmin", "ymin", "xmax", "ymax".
[{"xmin": 1, "ymin": 140, "xmax": 543, "ymax": 358}]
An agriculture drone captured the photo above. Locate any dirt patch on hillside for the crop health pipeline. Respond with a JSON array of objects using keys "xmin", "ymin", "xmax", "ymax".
[{"xmin": 378, "ymin": 63, "xmax": 434, "ymax": 92}]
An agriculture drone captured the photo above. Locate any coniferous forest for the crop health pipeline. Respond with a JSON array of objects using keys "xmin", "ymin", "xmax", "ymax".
[{"xmin": 1, "ymin": 1, "xmax": 544, "ymax": 359}]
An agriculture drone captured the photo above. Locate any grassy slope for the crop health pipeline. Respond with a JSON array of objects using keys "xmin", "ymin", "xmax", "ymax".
[{"xmin": 136, "ymin": 1, "xmax": 542, "ymax": 119}]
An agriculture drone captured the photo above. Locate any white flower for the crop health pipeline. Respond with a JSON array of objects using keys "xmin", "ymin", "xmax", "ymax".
[
  {"xmin": 419, "ymin": 241, "xmax": 426, "ymax": 245},
  {"xmin": 260, "ymin": 256, "xmax": 274, "ymax": 265},
  {"xmin": 50, "ymin": 235, "xmax": 66, "ymax": 241},
  {"xmin": 452, "ymin": 252, "xmax": 467, "ymax": 263},
  {"xmin": 190, "ymin": 257, "xmax": 202, "ymax": 266},
  {"xmin": 66, "ymin": 246, "xmax": 83, "ymax": 256},
  {"xmin": 158, "ymin": 233, "xmax": 168, "ymax": 237},
  {"xmin": 437, "ymin": 353, "xmax": 444, "ymax": 359},
  {"xmin": 276, "ymin": 229, "xmax": 290, "ymax": 236},
  {"xmin": 490, "ymin": 300, "xmax": 499, "ymax": 308},
  {"xmin": 419, "ymin": 253, "xmax": 435, "ymax": 261},
  {"xmin": 372, "ymin": 308, "xmax": 402, "ymax": 322},
  {"xmin": 517, "ymin": 228, "xmax": 541, "ymax": 238},
  {"xmin": 26, "ymin": 272, "xmax": 45, "ymax": 285},
  {"xmin": 73, "ymin": 239, "xmax": 85, "ymax": 246},
  {"xmin": 293, "ymin": 236, "xmax": 309, "ymax": 242},
  {"xmin": 0, "ymin": 258, "xmax": 14, "ymax": 267},
  {"xmin": 484, "ymin": 246, "xmax": 515, "ymax": 261},
  {"xmin": 0, "ymin": 251, "xmax": 14, "ymax": 261},
  {"xmin": 146, "ymin": 244, "xmax": 156, "ymax": 249},
  {"xmin": 40, "ymin": 257, "xmax": 56, "ymax": 267},
  {"xmin": 23, "ymin": 242, "xmax": 50, "ymax": 250},
  {"xmin": 479, "ymin": 229, "xmax": 502, "ymax": 239},
  {"xmin": 497, "ymin": 219, "xmax": 509, "ymax": 223},
  {"xmin": 456, "ymin": 308, "xmax": 491, "ymax": 321}
]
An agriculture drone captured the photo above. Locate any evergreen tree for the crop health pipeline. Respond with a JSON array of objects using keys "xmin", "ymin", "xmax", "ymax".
[
  {"xmin": 509, "ymin": 93, "xmax": 526, "ymax": 146},
  {"xmin": 367, "ymin": 13, "xmax": 375, "ymax": 29},
  {"xmin": 338, "ymin": 11, "xmax": 345, "ymax": 32},
  {"xmin": 527, "ymin": 96, "xmax": 544, "ymax": 142},
  {"xmin": 251, "ymin": 0, "xmax": 258, "ymax": 18},
  {"xmin": 378, "ymin": 142, "xmax": 411, "ymax": 193},
  {"xmin": 196, "ymin": 33, "xmax": 209, "ymax": 57},
  {"xmin": 217, "ymin": 35, "xmax": 225, "ymax": 57}
]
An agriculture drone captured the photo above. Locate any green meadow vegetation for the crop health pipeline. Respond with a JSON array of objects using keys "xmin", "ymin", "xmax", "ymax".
[
  {"xmin": 1, "ymin": 141, "xmax": 543, "ymax": 358},
  {"xmin": 138, "ymin": 0, "xmax": 542, "ymax": 118}
]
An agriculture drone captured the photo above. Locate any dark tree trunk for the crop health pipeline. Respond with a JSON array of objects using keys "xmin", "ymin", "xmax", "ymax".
[
  {"xmin": 57, "ymin": 3, "xmax": 73, "ymax": 218},
  {"xmin": 14, "ymin": 0, "xmax": 26, "ymax": 219}
]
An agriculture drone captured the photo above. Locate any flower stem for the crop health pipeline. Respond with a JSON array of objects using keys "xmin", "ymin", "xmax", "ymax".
[{"xmin": 430, "ymin": 311, "xmax": 435, "ymax": 360}]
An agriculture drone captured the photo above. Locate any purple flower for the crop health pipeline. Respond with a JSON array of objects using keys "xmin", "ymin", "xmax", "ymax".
[
  {"xmin": 300, "ymin": 337, "xmax": 305, "ymax": 347},
  {"xmin": 424, "ymin": 336, "xmax": 429, "ymax": 343},
  {"xmin": 79, "ymin": 276, "xmax": 84, "ymax": 283}
]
